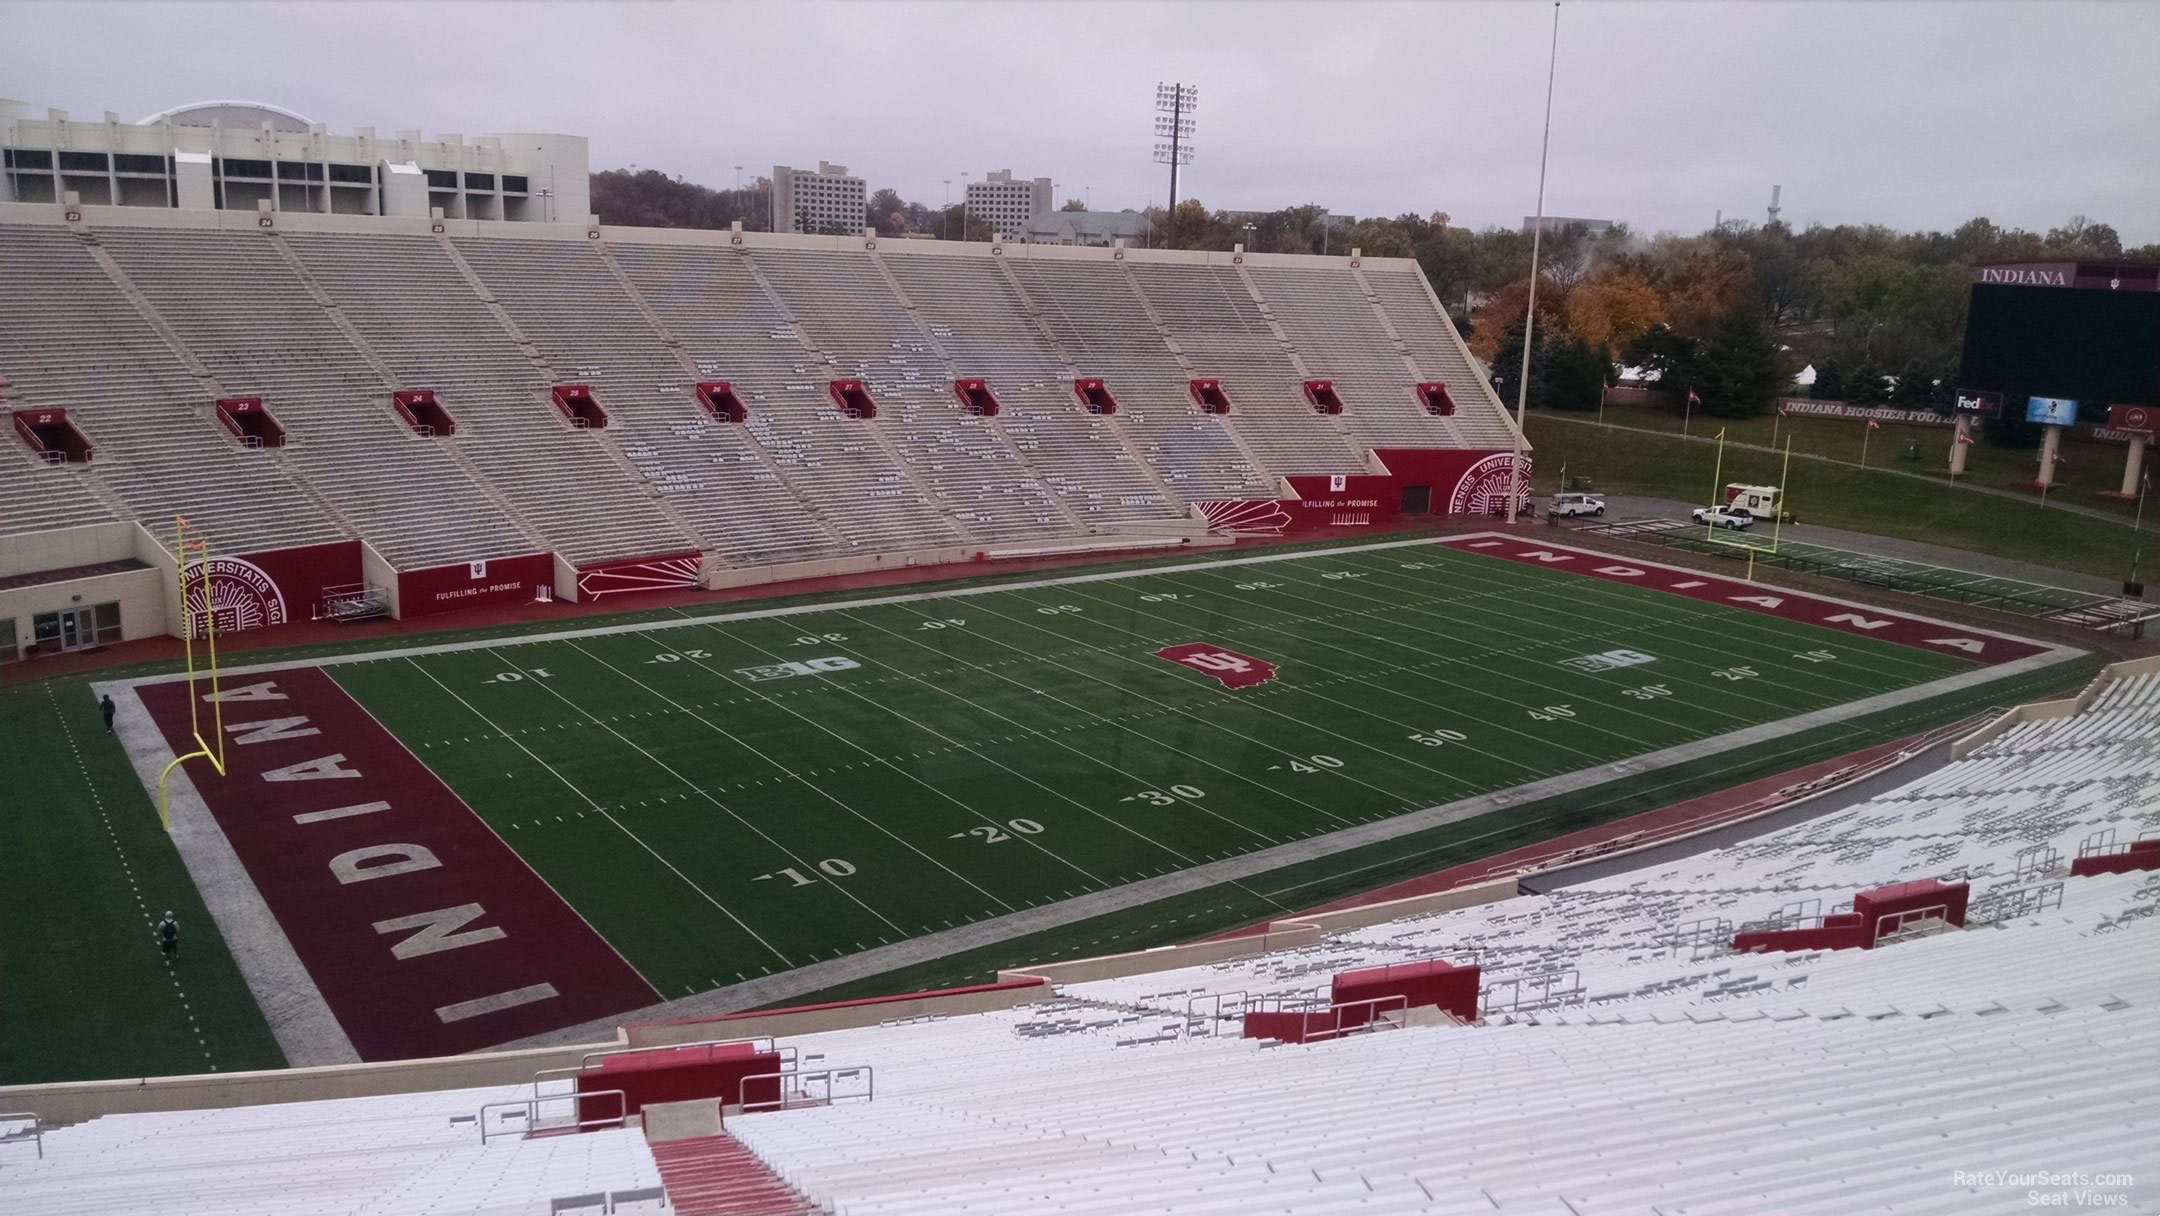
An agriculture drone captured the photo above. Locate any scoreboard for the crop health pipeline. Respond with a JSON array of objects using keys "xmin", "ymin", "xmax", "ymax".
[{"xmin": 1958, "ymin": 264, "xmax": 2160, "ymax": 415}]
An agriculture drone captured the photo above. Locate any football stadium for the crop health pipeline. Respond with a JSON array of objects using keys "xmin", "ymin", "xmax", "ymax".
[{"xmin": 3, "ymin": 37, "xmax": 2159, "ymax": 1216}]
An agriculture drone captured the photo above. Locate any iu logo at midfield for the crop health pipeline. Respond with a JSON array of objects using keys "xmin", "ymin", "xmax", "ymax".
[{"xmin": 1155, "ymin": 642, "xmax": 1278, "ymax": 690}]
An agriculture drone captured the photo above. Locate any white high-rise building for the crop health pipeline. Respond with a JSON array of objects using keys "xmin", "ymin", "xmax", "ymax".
[
  {"xmin": 966, "ymin": 169, "xmax": 1052, "ymax": 239},
  {"xmin": 772, "ymin": 161, "xmax": 866, "ymax": 235},
  {"xmin": 0, "ymin": 98, "xmax": 588, "ymax": 223}
]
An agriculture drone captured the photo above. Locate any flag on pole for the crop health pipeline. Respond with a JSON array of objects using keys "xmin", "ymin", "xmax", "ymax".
[
  {"xmin": 1955, "ymin": 431, "xmax": 1974, "ymax": 446},
  {"xmin": 1687, "ymin": 389, "xmax": 1701, "ymax": 407},
  {"xmin": 1866, "ymin": 419, "xmax": 1881, "ymax": 431}
]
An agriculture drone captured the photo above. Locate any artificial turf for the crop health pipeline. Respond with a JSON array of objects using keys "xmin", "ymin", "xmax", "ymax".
[{"xmin": 322, "ymin": 538, "xmax": 1979, "ymax": 1001}]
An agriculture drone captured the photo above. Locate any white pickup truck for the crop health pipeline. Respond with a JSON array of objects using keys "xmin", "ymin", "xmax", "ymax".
[{"xmin": 1692, "ymin": 504, "xmax": 1756, "ymax": 530}]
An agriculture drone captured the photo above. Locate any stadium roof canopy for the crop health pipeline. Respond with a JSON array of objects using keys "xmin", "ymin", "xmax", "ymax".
[{"xmin": 137, "ymin": 100, "xmax": 314, "ymax": 131}]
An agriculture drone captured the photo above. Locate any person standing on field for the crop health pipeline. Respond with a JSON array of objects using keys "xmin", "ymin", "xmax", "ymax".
[
  {"xmin": 157, "ymin": 912, "xmax": 180, "ymax": 959},
  {"xmin": 100, "ymin": 694, "xmax": 116, "ymax": 733}
]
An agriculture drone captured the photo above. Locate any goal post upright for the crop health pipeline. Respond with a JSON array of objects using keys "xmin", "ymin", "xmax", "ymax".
[{"xmin": 155, "ymin": 516, "xmax": 228, "ymax": 832}]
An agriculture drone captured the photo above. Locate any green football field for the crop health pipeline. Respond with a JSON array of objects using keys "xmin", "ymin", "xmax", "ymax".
[{"xmin": 318, "ymin": 538, "xmax": 1979, "ymax": 1000}]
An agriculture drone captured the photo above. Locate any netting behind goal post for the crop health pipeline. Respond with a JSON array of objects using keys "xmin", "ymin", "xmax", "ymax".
[{"xmin": 155, "ymin": 517, "xmax": 229, "ymax": 832}]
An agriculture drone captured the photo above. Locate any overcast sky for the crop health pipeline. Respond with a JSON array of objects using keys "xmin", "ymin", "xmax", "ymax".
[{"xmin": 6, "ymin": 1, "xmax": 2156, "ymax": 242}]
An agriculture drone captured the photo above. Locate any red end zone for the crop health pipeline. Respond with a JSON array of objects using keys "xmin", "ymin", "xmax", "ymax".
[
  {"xmin": 137, "ymin": 667, "xmax": 658, "ymax": 1061},
  {"xmin": 1438, "ymin": 535, "xmax": 2050, "ymax": 664}
]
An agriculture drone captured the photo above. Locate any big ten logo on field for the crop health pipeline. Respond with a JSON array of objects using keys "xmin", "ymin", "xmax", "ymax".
[
  {"xmin": 735, "ymin": 655, "xmax": 863, "ymax": 683},
  {"xmin": 1155, "ymin": 642, "xmax": 1279, "ymax": 690},
  {"xmin": 1558, "ymin": 648, "xmax": 1656, "ymax": 673}
]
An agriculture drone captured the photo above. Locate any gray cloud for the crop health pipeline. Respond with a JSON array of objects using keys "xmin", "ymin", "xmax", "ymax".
[{"xmin": 5, "ymin": 0, "xmax": 2155, "ymax": 241}]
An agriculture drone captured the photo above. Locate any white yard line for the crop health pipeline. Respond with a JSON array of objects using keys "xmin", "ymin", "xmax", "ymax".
[{"xmin": 407, "ymin": 654, "xmax": 801, "ymax": 966}]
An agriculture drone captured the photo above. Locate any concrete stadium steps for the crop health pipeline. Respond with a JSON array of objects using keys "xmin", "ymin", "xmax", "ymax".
[
  {"xmin": 449, "ymin": 235, "xmax": 835, "ymax": 567},
  {"xmin": 96, "ymin": 227, "xmax": 532, "ymax": 569},
  {"xmin": 650, "ymin": 1133, "xmax": 821, "ymax": 1216},
  {"xmin": 290, "ymin": 231, "xmax": 693, "ymax": 566},
  {"xmin": 1125, "ymin": 262, "xmax": 1366, "ymax": 479},
  {"xmin": 0, "ymin": 224, "xmax": 345, "ymax": 555},
  {"xmin": 1360, "ymin": 267, "xmax": 1520, "ymax": 450},
  {"xmin": 1013, "ymin": 258, "xmax": 1273, "ymax": 501},
  {"xmin": 748, "ymin": 248, "xmax": 1069, "ymax": 545},
  {"xmin": 880, "ymin": 254, "xmax": 1181, "ymax": 525}
]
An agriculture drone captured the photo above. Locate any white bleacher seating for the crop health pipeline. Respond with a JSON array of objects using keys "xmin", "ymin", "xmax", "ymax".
[
  {"xmin": 1012, "ymin": 258, "xmax": 1277, "ymax": 501},
  {"xmin": 707, "ymin": 667, "xmax": 2160, "ymax": 1214},
  {"xmin": 0, "ymin": 225, "xmax": 343, "ymax": 554},
  {"xmin": 749, "ymin": 248, "xmax": 1061, "ymax": 547},
  {"xmin": 0, "ymin": 1084, "xmax": 662, "ymax": 1216},
  {"xmin": 880, "ymin": 253, "xmax": 1181, "ymax": 526},
  {"xmin": 299, "ymin": 232, "xmax": 693, "ymax": 567},
  {"xmin": 4, "ymin": 219, "xmax": 1523, "ymax": 574},
  {"xmin": 99, "ymin": 228, "xmax": 532, "ymax": 569},
  {"xmin": 451, "ymin": 236, "xmax": 839, "ymax": 567}
]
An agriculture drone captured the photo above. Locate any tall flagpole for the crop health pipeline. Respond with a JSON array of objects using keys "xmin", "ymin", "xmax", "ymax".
[{"xmin": 1507, "ymin": 1, "xmax": 1561, "ymax": 526}]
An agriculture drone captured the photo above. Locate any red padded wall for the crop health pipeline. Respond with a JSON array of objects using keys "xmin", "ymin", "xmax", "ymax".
[{"xmin": 579, "ymin": 1043, "xmax": 782, "ymax": 1116}]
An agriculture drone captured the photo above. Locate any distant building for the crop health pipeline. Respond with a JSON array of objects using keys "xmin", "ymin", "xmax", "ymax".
[
  {"xmin": 772, "ymin": 161, "xmax": 865, "ymax": 235},
  {"xmin": 0, "ymin": 97, "xmax": 587, "ymax": 222},
  {"xmin": 1021, "ymin": 208, "xmax": 1153, "ymax": 247},
  {"xmin": 966, "ymin": 170, "xmax": 1052, "ymax": 239},
  {"xmin": 1523, "ymin": 215, "xmax": 1615, "ymax": 237}
]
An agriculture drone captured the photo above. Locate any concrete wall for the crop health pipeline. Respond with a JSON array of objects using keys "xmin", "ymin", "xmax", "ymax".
[
  {"xmin": 0, "ymin": 520, "xmax": 136, "ymax": 578},
  {"xmin": 624, "ymin": 981, "xmax": 1051, "ymax": 1050},
  {"xmin": 0, "ymin": 1038, "xmax": 620, "ymax": 1128},
  {"xmin": 0, "ymin": 521, "xmax": 173, "ymax": 661}
]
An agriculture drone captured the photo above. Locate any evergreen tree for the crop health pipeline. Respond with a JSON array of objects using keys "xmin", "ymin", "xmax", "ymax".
[
  {"xmin": 1543, "ymin": 336, "xmax": 1610, "ymax": 411},
  {"xmin": 1487, "ymin": 320, "xmax": 1546, "ymax": 409},
  {"xmin": 1848, "ymin": 363, "xmax": 1892, "ymax": 405},
  {"xmin": 1693, "ymin": 307, "xmax": 1785, "ymax": 418},
  {"xmin": 1810, "ymin": 359, "xmax": 1849, "ymax": 402},
  {"xmin": 1890, "ymin": 360, "xmax": 1935, "ymax": 406}
]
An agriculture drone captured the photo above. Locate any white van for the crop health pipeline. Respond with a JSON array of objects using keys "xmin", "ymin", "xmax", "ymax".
[{"xmin": 1546, "ymin": 492, "xmax": 1606, "ymax": 519}]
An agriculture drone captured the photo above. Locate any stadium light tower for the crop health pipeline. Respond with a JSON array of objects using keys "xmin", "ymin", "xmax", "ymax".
[
  {"xmin": 1154, "ymin": 83, "xmax": 1197, "ymax": 249},
  {"xmin": 1508, "ymin": 3, "xmax": 1561, "ymax": 527}
]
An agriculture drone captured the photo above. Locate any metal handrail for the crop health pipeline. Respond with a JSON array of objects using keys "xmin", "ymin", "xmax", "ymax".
[
  {"xmin": 0, "ymin": 1111, "xmax": 43, "ymax": 1158},
  {"xmin": 735, "ymin": 1065, "xmax": 874, "ymax": 1114},
  {"xmin": 533, "ymin": 1037, "xmax": 787, "ymax": 1094},
  {"xmin": 477, "ymin": 1088, "xmax": 628, "ymax": 1144},
  {"xmin": 1874, "ymin": 904, "xmax": 1953, "ymax": 945}
]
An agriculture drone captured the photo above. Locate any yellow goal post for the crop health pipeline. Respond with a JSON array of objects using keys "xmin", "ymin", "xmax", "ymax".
[{"xmin": 154, "ymin": 517, "xmax": 228, "ymax": 832}]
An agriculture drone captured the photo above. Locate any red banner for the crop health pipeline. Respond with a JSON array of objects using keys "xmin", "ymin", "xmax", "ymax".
[
  {"xmin": 576, "ymin": 552, "xmax": 703, "ymax": 599},
  {"xmin": 186, "ymin": 540, "xmax": 362, "ymax": 637},
  {"xmin": 1197, "ymin": 449, "xmax": 1528, "ymax": 537},
  {"xmin": 396, "ymin": 553, "xmax": 554, "ymax": 618}
]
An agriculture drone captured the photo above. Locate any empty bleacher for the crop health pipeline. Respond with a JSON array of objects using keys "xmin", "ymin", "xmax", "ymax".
[
  {"xmin": 1361, "ymin": 266, "xmax": 1521, "ymax": 449},
  {"xmin": 0, "ymin": 1082, "xmax": 666, "ymax": 1216},
  {"xmin": 3, "ymin": 216, "xmax": 1523, "ymax": 585},
  {"xmin": 0, "ymin": 225, "xmax": 343, "ymax": 554},
  {"xmin": 295, "ymin": 231, "xmax": 695, "ymax": 566},
  {"xmin": 1125, "ymin": 262, "xmax": 1367, "ymax": 478},
  {"xmin": 1014, "ymin": 257, "xmax": 1276, "ymax": 501},
  {"xmin": 879, "ymin": 252, "xmax": 1181, "ymax": 527},
  {"xmin": 97, "ymin": 228, "xmax": 533, "ymax": 569}
]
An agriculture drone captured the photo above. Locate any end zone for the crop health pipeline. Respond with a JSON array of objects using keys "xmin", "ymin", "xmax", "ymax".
[
  {"xmin": 126, "ymin": 667, "xmax": 659, "ymax": 1061},
  {"xmin": 1439, "ymin": 533, "xmax": 2056, "ymax": 665}
]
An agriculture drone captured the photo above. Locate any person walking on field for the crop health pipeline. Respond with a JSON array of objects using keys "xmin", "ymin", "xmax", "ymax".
[
  {"xmin": 157, "ymin": 912, "xmax": 179, "ymax": 960},
  {"xmin": 100, "ymin": 694, "xmax": 116, "ymax": 733}
]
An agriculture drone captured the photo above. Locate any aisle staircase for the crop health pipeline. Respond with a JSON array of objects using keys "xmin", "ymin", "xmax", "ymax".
[{"xmin": 652, "ymin": 1131, "xmax": 822, "ymax": 1216}]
